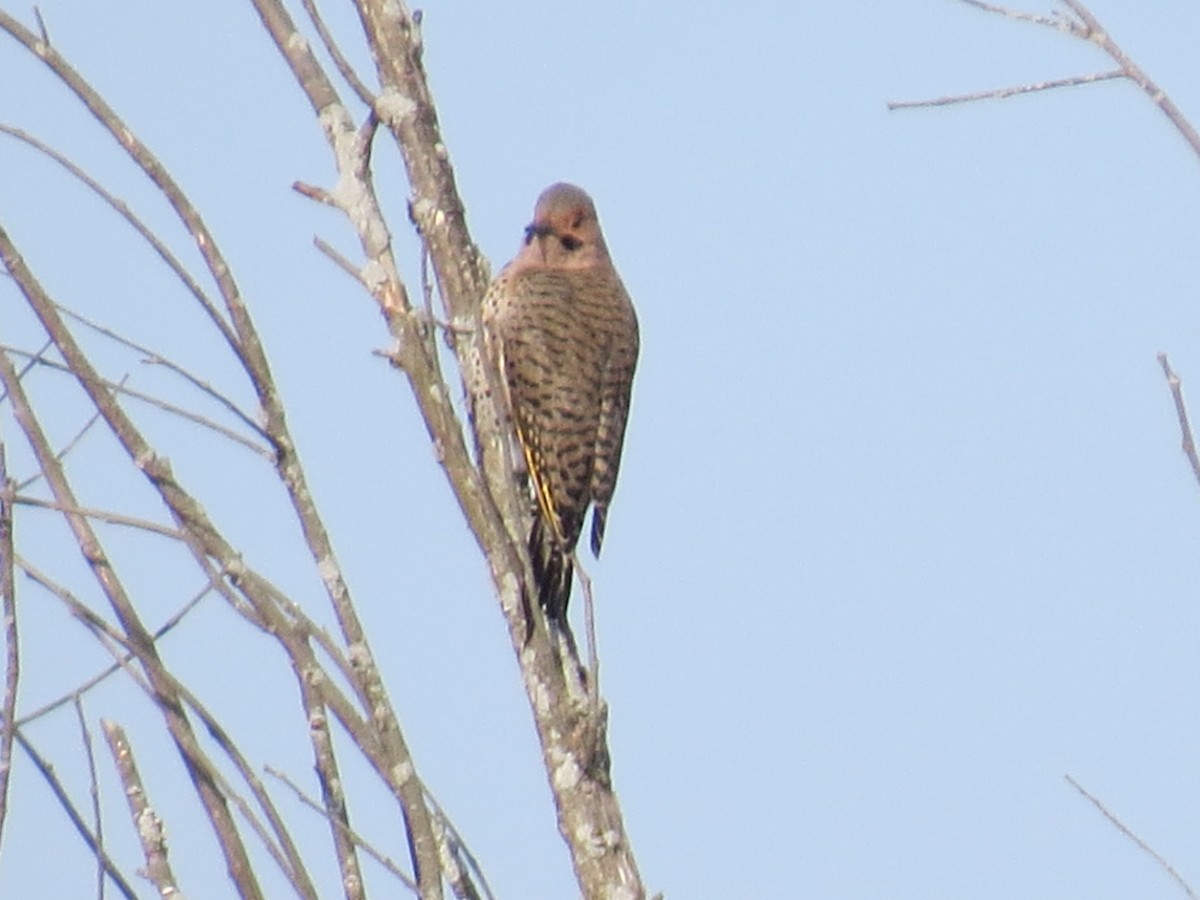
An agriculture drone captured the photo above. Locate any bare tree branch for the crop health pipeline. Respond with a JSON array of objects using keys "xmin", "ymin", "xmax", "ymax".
[
  {"xmin": 297, "ymin": 682, "xmax": 366, "ymax": 900},
  {"xmin": 17, "ymin": 582, "xmax": 210, "ymax": 727},
  {"xmin": 958, "ymin": 0, "xmax": 1079, "ymax": 33},
  {"xmin": 248, "ymin": 3, "xmax": 452, "ymax": 894},
  {"xmin": 1057, "ymin": 0, "xmax": 1200, "ymax": 160},
  {"xmin": 1156, "ymin": 354, "xmax": 1200, "ymax": 489},
  {"xmin": 0, "ymin": 121, "xmax": 239, "ymax": 355},
  {"xmin": 343, "ymin": 2, "xmax": 648, "ymax": 894},
  {"xmin": 423, "ymin": 791, "xmax": 496, "ymax": 900},
  {"xmin": 19, "ymin": 557, "xmax": 318, "ymax": 898},
  {"xmin": 102, "ymin": 720, "xmax": 187, "ymax": 899},
  {"xmin": 72, "ymin": 697, "xmax": 105, "ymax": 900},
  {"xmin": 893, "ymin": 1, "xmax": 1200, "ymax": 162},
  {"xmin": 14, "ymin": 495, "xmax": 182, "ymax": 539},
  {"xmin": 266, "ymin": 765, "xmax": 419, "ymax": 893},
  {"xmin": 428, "ymin": 801, "xmax": 485, "ymax": 900},
  {"xmin": 888, "ymin": 69, "xmax": 1125, "ymax": 109},
  {"xmin": 1, "ymin": 346, "xmax": 271, "ymax": 457},
  {"xmin": 1066, "ymin": 774, "xmax": 1198, "ymax": 899},
  {"xmin": 298, "ymin": 0, "xmax": 377, "ymax": 108},
  {"xmin": 0, "ymin": 440, "xmax": 17, "ymax": 853},
  {"xmin": 57, "ymin": 302, "xmax": 268, "ymax": 442}
]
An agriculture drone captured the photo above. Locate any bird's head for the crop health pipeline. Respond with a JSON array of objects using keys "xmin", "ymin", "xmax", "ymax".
[{"xmin": 518, "ymin": 182, "xmax": 611, "ymax": 270}]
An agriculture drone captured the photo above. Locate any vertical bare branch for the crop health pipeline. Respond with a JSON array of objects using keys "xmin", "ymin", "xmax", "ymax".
[
  {"xmin": 246, "ymin": 0, "xmax": 650, "ymax": 894},
  {"xmin": 0, "ymin": 439, "xmax": 16, "ymax": 852},
  {"xmin": 102, "ymin": 720, "xmax": 186, "ymax": 899},
  {"xmin": 298, "ymin": 681, "xmax": 365, "ymax": 900},
  {"xmin": 429, "ymin": 807, "xmax": 483, "ymax": 900},
  {"xmin": 346, "ymin": 3, "xmax": 647, "ymax": 895}
]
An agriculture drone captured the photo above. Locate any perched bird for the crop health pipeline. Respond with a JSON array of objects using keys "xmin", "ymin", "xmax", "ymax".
[{"xmin": 482, "ymin": 183, "xmax": 639, "ymax": 627}]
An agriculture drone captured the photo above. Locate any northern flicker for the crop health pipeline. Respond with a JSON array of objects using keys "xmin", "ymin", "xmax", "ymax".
[{"xmin": 482, "ymin": 183, "xmax": 639, "ymax": 627}]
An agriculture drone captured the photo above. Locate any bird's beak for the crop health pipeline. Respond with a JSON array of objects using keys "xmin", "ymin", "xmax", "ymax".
[
  {"xmin": 524, "ymin": 222, "xmax": 554, "ymax": 243},
  {"xmin": 523, "ymin": 222, "xmax": 555, "ymax": 262}
]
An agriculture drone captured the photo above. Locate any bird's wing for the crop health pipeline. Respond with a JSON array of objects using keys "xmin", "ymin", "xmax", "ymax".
[{"xmin": 589, "ymin": 290, "xmax": 639, "ymax": 557}]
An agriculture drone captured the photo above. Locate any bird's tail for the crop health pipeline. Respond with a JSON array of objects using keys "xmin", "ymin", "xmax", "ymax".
[{"xmin": 530, "ymin": 515, "xmax": 573, "ymax": 627}]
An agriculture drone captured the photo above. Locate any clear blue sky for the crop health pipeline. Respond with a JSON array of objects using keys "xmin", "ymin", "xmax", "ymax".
[{"xmin": 3, "ymin": 1, "xmax": 1200, "ymax": 897}]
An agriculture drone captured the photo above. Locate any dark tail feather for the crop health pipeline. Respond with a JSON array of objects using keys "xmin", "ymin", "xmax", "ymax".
[
  {"xmin": 590, "ymin": 505, "xmax": 608, "ymax": 557},
  {"xmin": 530, "ymin": 516, "xmax": 573, "ymax": 627}
]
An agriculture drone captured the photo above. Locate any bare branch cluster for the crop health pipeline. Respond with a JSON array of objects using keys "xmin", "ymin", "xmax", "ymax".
[
  {"xmin": 0, "ymin": 1, "xmax": 646, "ymax": 898},
  {"xmin": 890, "ymin": 1, "xmax": 1200, "ymax": 162}
]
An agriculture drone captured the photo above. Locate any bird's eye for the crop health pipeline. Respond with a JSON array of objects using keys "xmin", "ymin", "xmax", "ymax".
[
  {"xmin": 560, "ymin": 235, "xmax": 582, "ymax": 251},
  {"xmin": 523, "ymin": 225, "xmax": 537, "ymax": 245}
]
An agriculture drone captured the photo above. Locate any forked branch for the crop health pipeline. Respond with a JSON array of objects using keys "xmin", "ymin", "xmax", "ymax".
[{"xmin": 891, "ymin": 1, "xmax": 1200, "ymax": 161}]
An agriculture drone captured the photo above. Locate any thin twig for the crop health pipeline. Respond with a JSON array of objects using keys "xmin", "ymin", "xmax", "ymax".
[
  {"xmin": 16, "ymin": 581, "xmax": 211, "ymax": 726},
  {"xmin": 266, "ymin": 766, "xmax": 417, "ymax": 892},
  {"xmin": 1, "ymin": 346, "xmax": 270, "ymax": 457},
  {"xmin": 958, "ymin": 0, "xmax": 1080, "ymax": 33},
  {"xmin": 571, "ymin": 551, "xmax": 601, "ymax": 717},
  {"xmin": 1, "ymin": 336, "xmax": 54, "ymax": 393},
  {"xmin": 32, "ymin": 5, "xmax": 49, "ymax": 44},
  {"xmin": 17, "ymin": 373, "xmax": 130, "ymax": 493},
  {"xmin": 898, "ymin": 1, "xmax": 1200, "ymax": 163},
  {"xmin": 888, "ymin": 69, "xmax": 1125, "ymax": 110},
  {"xmin": 17, "ymin": 558, "xmax": 153, "ymax": 697},
  {"xmin": 1156, "ymin": 354, "xmax": 1200, "ymax": 489},
  {"xmin": 298, "ymin": 0, "xmax": 377, "ymax": 107},
  {"xmin": 102, "ymin": 720, "xmax": 186, "ymax": 899},
  {"xmin": 295, "ymin": 682, "xmax": 365, "ymax": 900},
  {"xmin": 18, "ymin": 557, "xmax": 318, "ymax": 899},
  {"xmin": 0, "ymin": 269, "xmax": 266, "ymax": 899},
  {"xmin": 0, "ymin": 122, "xmax": 237, "ymax": 354},
  {"xmin": 0, "ymin": 440, "xmax": 17, "ymax": 852},
  {"xmin": 56, "ymin": 302, "xmax": 268, "ymax": 442},
  {"xmin": 293, "ymin": 180, "xmax": 338, "ymax": 208},
  {"xmin": 313, "ymin": 236, "xmax": 369, "ymax": 286},
  {"xmin": 423, "ymin": 790, "xmax": 496, "ymax": 900},
  {"xmin": 1065, "ymin": 774, "xmax": 1198, "ymax": 898},
  {"xmin": 14, "ymin": 495, "xmax": 181, "ymax": 540},
  {"xmin": 430, "ymin": 806, "xmax": 482, "ymax": 900},
  {"xmin": 15, "ymin": 730, "xmax": 137, "ymax": 899},
  {"xmin": 73, "ymin": 696, "xmax": 105, "ymax": 900}
]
